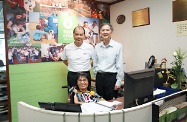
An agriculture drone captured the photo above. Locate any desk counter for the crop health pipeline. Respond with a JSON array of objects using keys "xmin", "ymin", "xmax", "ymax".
[{"xmin": 18, "ymin": 90, "xmax": 187, "ymax": 122}]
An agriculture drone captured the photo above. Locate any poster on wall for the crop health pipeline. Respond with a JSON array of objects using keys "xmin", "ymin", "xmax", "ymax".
[
  {"xmin": 78, "ymin": 17, "xmax": 99, "ymax": 45},
  {"xmin": 58, "ymin": 15, "xmax": 78, "ymax": 44},
  {"xmin": 176, "ymin": 21, "xmax": 187, "ymax": 36},
  {"xmin": 5, "ymin": 0, "xmax": 109, "ymax": 65}
]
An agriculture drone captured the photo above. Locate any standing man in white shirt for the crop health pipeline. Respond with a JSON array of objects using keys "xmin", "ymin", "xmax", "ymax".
[
  {"xmin": 93, "ymin": 23, "xmax": 124, "ymax": 100},
  {"xmin": 62, "ymin": 26, "xmax": 94, "ymax": 90}
]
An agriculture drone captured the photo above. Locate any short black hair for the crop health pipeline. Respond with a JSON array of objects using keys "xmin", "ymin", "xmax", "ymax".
[
  {"xmin": 76, "ymin": 73, "xmax": 89, "ymax": 91},
  {"xmin": 73, "ymin": 26, "xmax": 85, "ymax": 35},
  {"xmin": 22, "ymin": 10, "xmax": 26, "ymax": 14},
  {"xmin": 36, "ymin": 25, "xmax": 41, "ymax": 30},
  {"xmin": 15, "ymin": 19, "xmax": 25, "ymax": 25},
  {"xmin": 84, "ymin": 21, "xmax": 88, "ymax": 24},
  {"xmin": 15, "ymin": 11, "xmax": 22, "ymax": 16}
]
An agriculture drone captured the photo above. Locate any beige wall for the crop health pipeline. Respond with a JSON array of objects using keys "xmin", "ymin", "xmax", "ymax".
[{"xmin": 110, "ymin": 0, "xmax": 187, "ymax": 72}]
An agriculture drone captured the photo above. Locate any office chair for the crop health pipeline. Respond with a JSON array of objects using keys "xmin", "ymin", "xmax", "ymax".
[{"xmin": 69, "ymin": 92, "xmax": 75, "ymax": 104}]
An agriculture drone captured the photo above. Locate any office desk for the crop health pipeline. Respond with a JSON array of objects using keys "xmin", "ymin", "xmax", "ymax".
[
  {"xmin": 108, "ymin": 97, "xmax": 124, "ymax": 110},
  {"xmin": 18, "ymin": 90, "xmax": 187, "ymax": 122}
]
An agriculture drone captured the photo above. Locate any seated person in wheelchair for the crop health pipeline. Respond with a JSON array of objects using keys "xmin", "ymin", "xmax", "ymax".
[{"xmin": 74, "ymin": 73, "xmax": 104, "ymax": 104}]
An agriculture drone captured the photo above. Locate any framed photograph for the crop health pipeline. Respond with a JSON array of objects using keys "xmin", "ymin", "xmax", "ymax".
[{"xmin": 132, "ymin": 7, "xmax": 150, "ymax": 27}]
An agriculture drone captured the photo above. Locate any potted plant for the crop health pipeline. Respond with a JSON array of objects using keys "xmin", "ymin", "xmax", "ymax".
[{"xmin": 169, "ymin": 48, "xmax": 187, "ymax": 89}]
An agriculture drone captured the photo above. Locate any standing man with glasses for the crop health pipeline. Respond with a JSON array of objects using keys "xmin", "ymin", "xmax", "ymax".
[
  {"xmin": 93, "ymin": 23, "xmax": 124, "ymax": 100},
  {"xmin": 61, "ymin": 26, "xmax": 94, "ymax": 90}
]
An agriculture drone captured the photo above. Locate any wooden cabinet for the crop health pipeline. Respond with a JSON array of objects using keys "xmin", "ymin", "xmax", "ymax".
[{"xmin": 0, "ymin": 0, "xmax": 9, "ymax": 121}]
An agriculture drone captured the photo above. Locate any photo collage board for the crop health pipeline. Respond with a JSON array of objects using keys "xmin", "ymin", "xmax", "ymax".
[{"xmin": 6, "ymin": 0, "xmax": 110, "ymax": 65}]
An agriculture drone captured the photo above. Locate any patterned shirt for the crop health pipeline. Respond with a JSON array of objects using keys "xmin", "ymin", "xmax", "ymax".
[{"xmin": 75, "ymin": 91, "xmax": 102, "ymax": 103}]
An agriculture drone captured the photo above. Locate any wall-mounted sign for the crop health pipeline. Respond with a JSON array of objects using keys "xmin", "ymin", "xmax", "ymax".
[
  {"xmin": 132, "ymin": 7, "xmax": 150, "ymax": 27},
  {"xmin": 176, "ymin": 21, "xmax": 187, "ymax": 36},
  {"xmin": 173, "ymin": 0, "xmax": 187, "ymax": 22},
  {"xmin": 116, "ymin": 15, "xmax": 126, "ymax": 24}
]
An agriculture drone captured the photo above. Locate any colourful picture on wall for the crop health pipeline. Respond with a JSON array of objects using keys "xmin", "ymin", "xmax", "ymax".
[
  {"xmin": 58, "ymin": 15, "xmax": 78, "ymax": 44},
  {"xmin": 6, "ymin": 10, "xmax": 30, "ymax": 45},
  {"xmin": 8, "ymin": 44, "xmax": 41, "ymax": 64},
  {"xmin": 41, "ymin": 43, "xmax": 65, "ymax": 62},
  {"xmin": 5, "ymin": 0, "xmax": 109, "ymax": 65},
  {"xmin": 78, "ymin": 17, "xmax": 99, "ymax": 45},
  {"xmin": 29, "ymin": 12, "xmax": 58, "ymax": 44}
]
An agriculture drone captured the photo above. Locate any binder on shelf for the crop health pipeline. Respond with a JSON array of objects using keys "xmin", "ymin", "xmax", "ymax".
[
  {"xmin": 0, "ymin": 109, "xmax": 8, "ymax": 114},
  {"xmin": 0, "ymin": 79, "xmax": 6, "ymax": 83},
  {"xmin": 0, "ymin": 96, "xmax": 7, "ymax": 101},
  {"xmin": 0, "ymin": 91, "xmax": 7, "ymax": 96},
  {"xmin": 0, "ymin": 100, "xmax": 8, "ymax": 106}
]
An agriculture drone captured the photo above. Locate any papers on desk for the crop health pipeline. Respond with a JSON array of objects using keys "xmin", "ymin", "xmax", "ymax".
[
  {"xmin": 153, "ymin": 88, "xmax": 166, "ymax": 96},
  {"xmin": 81, "ymin": 101, "xmax": 122, "ymax": 113}
]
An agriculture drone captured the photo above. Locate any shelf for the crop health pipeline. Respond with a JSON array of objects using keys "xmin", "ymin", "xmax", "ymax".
[
  {"xmin": 0, "ymin": 91, "xmax": 7, "ymax": 96},
  {"xmin": 0, "ymin": 109, "xmax": 8, "ymax": 114},
  {"xmin": 0, "ymin": 66, "xmax": 5, "ymax": 72},
  {"xmin": 0, "ymin": 65, "xmax": 8, "ymax": 121},
  {"xmin": 0, "ymin": 6, "xmax": 7, "ymax": 120},
  {"xmin": 0, "ymin": 95, "xmax": 7, "ymax": 101},
  {"xmin": 0, "ymin": 100, "xmax": 7, "ymax": 107},
  {"xmin": 0, "ymin": 106, "xmax": 8, "ymax": 110},
  {"xmin": 0, "ymin": 114, "xmax": 8, "ymax": 121},
  {"xmin": 0, "ymin": 84, "xmax": 7, "ymax": 88},
  {"xmin": 0, "ymin": 79, "xmax": 6, "ymax": 83}
]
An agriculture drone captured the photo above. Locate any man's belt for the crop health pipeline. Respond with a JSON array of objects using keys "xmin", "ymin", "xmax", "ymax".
[
  {"xmin": 97, "ymin": 72, "xmax": 117, "ymax": 75},
  {"xmin": 68, "ymin": 71, "xmax": 90, "ymax": 74}
]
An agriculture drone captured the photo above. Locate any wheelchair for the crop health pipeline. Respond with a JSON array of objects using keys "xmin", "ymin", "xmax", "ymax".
[{"xmin": 62, "ymin": 86, "xmax": 75, "ymax": 104}]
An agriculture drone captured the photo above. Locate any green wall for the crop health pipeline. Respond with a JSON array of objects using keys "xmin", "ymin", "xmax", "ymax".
[{"xmin": 9, "ymin": 62, "xmax": 68, "ymax": 122}]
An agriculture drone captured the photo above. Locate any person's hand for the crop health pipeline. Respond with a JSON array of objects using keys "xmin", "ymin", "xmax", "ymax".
[
  {"xmin": 91, "ymin": 77, "xmax": 96, "ymax": 81},
  {"xmin": 12, "ymin": 2, "xmax": 17, "ymax": 5},
  {"xmin": 113, "ymin": 105, "xmax": 118, "ymax": 110},
  {"xmin": 114, "ymin": 85, "xmax": 120, "ymax": 90}
]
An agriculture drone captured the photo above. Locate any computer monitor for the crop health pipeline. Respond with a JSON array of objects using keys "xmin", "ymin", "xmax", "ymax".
[
  {"xmin": 38, "ymin": 102, "xmax": 82, "ymax": 112},
  {"xmin": 124, "ymin": 68, "xmax": 155, "ymax": 109}
]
